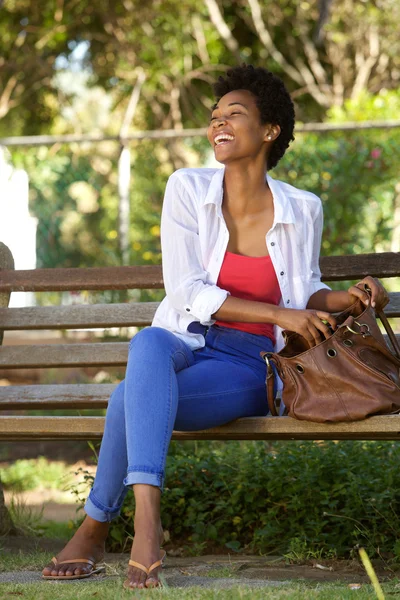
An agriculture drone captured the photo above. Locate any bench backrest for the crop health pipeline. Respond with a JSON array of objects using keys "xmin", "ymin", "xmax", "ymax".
[
  {"xmin": 0, "ymin": 243, "xmax": 399, "ymax": 441},
  {"xmin": 1, "ymin": 246, "xmax": 399, "ymax": 371}
]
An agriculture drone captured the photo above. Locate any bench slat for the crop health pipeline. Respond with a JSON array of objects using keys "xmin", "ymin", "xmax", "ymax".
[
  {"xmin": 0, "ymin": 265, "xmax": 164, "ymax": 292},
  {"xmin": 0, "ymin": 302, "xmax": 159, "ymax": 330},
  {"xmin": 0, "ymin": 383, "xmax": 114, "ymax": 409},
  {"xmin": 0, "ymin": 343, "xmax": 128, "ymax": 368},
  {"xmin": 1, "ymin": 335, "xmax": 398, "ymax": 369},
  {"xmin": 320, "ymin": 253, "xmax": 400, "ymax": 281},
  {"xmin": 0, "ymin": 294, "xmax": 399, "ymax": 331},
  {"xmin": 0, "ymin": 415, "xmax": 399, "ymax": 441},
  {"xmin": 384, "ymin": 292, "xmax": 400, "ymax": 318},
  {"xmin": 0, "ymin": 253, "xmax": 399, "ymax": 293}
]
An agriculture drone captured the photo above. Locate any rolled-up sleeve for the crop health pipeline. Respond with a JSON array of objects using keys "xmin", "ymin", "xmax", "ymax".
[
  {"xmin": 161, "ymin": 172, "xmax": 229, "ymax": 325},
  {"xmin": 308, "ymin": 200, "xmax": 331, "ymax": 298}
]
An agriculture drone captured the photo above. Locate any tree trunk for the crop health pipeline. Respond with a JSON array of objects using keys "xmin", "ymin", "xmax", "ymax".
[{"xmin": 0, "ymin": 478, "xmax": 16, "ymax": 535}]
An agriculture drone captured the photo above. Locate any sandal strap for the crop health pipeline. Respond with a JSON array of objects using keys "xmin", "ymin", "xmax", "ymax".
[
  {"xmin": 52, "ymin": 557, "xmax": 95, "ymax": 567},
  {"xmin": 147, "ymin": 557, "xmax": 163, "ymax": 574},
  {"xmin": 128, "ymin": 559, "xmax": 149, "ymax": 575}
]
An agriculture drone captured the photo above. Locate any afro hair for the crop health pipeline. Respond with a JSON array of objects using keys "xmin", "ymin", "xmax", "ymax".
[{"xmin": 212, "ymin": 64, "xmax": 295, "ymax": 170}]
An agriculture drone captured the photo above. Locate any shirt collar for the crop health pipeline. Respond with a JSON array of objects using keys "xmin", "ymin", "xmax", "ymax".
[
  {"xmin": 267, "ymin": 174, "xmax": 296, "ymax": 226},
  {"xmin": 203, "ymin": 167, "xmax": 296, "ymax": 226}
]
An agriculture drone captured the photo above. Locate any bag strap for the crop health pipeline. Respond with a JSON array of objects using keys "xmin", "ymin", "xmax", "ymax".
[
  {"xmin": 363, "ymin": 283, "xmax": 400, "ymax": 359},
  {"xmin": 377, "ymin": 308, "xmax": 400, "ymax": 359},
  {"xmin": 261, "ymin": 352, "xmax": 279, "ymax": 416}
]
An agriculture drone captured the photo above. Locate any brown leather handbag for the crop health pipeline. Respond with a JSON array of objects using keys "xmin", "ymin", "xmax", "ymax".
[{"xmin": 261, "ymin": 294, "xmax": 400, "ymax": 422}]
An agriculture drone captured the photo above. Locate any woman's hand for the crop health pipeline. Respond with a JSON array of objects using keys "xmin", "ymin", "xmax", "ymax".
[
  {"xmin": 276, "ymin": 308, "xmax": 337, "ymax": 348},
  {"xmin": 347, "ymin": 276, "xmax": 389, "ymax": 310}
]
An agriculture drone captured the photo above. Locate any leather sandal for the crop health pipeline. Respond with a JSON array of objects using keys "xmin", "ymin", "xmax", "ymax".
[
  {"xmin": 123, "ymin": 550, "xmax": 166, "ymax": 589},
  {"xmin": 42, "ymin": 557, "xmax": 106, "ymax": 580}
]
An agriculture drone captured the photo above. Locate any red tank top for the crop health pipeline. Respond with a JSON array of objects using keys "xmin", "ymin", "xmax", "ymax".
[{"xmin": 215, "ymin": 251, "xmax": 281, "ymax": 342}]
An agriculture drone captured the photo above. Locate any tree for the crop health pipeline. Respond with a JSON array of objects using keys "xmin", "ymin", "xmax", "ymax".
[
  {"xmin": 3, "ymin": 0, "xmax": 400, "ymax": 136},
  {"xmin": 0, "ymin": 241, "xmax": 15, "ymax": 535},
  {"xmin": 0, "ymin": 0, "xmax": 76, "ymax": 134},
  {"xmin": 0, "ymin": 480, "xmax": 15, "ymax": 535}
]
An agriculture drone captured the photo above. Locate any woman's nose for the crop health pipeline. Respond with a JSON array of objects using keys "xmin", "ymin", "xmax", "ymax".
[{"xmin": 213, "ymin": 117, "xmax": 227, "ymax": 127}]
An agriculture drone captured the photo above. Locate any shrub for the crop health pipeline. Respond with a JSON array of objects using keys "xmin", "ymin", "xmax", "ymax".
[{"xmin": 72, "ymin": 440, "xmax": 400, "ymax": 558}]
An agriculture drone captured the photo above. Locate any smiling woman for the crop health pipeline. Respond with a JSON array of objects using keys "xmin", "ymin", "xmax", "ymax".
[
  {"xmin": 208, "ymin": 66, "xmax": 295, "ymax": 170},
  {"xmin": 41, "ymin": 64, "xmax": 389, "ymax": 591}
]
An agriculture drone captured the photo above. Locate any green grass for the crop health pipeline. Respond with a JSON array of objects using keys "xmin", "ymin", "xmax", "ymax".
[
  {"xmin": 0, "ymin": 549, "xmax": 52, "ymax": 573},
  {"xmin": 0, "ymin": 580, "xmax": 399, "ymax": 599},
  {"xmin": 204, "ymin": 566, "xmax": 236, "ymax": 578},
  {"xmin": 1, "ymin": 549, "xmax": 399, "ymax": 599},
  {"xmin": 39, "ymin": 520, "xmax": 77, "ymax": 540}
]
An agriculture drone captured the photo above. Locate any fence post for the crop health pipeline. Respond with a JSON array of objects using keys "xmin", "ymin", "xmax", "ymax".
[
  {"xmin": 118, "ymin": 69, "xmax": 146, "ymax": 266},
  {"xmin": 118, "ymin": 145, "xmax": 131, "ymax": 266}
]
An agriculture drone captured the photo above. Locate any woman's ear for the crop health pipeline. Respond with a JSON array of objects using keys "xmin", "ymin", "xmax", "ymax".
[{"xmin": 265, "ymin": 125, "xmax": 281, "ymax": 141}]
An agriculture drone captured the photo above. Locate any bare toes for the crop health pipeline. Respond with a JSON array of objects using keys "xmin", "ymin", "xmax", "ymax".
[
  {"xmin": 146, "ymin": 576, "xmax": 160, "ymax": 588},
  {"xmin": 126, "ymin": 567, "xmax": 148, "ymax": 589}
]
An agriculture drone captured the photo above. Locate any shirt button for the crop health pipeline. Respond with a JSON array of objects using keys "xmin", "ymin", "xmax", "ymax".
[
  {"xmin": 280, "ymin": 271, "xmax": 284, "ymax": 276},
  {"xmin": 271, "ymin": 242, "xmax": 275, "ymax": 246},
  {"xmin": 185, "ymin": 308, "xmax": 190, "ymax": 312},
  {"xmin": 287, "ymin": 299, "xmax": 290, "ymax": 304}
]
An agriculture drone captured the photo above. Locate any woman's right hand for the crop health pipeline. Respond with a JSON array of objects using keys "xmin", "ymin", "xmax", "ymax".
[{"xmin": 275, "ymin": 308, "xmax": 337, "ymax": 348}]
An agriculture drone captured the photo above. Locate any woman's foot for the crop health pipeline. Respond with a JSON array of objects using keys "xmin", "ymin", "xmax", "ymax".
[
  {"xmin": 42, "ymin": 516, "xmax": 109, "ymax": 578},
  {"xmin": 124, "ymin": 519, "xmax": 165, "ymax": 589}
]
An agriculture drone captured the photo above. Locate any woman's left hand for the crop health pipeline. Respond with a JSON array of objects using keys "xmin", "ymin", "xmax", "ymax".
[{"xmin": 347, "ymin": 276, "xmax": 389, "ymax": 310}]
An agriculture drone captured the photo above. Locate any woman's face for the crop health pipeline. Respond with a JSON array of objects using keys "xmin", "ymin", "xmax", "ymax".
[{"xmin": 207, "ymin": 89, "xmax": 273, "ymax": 166}]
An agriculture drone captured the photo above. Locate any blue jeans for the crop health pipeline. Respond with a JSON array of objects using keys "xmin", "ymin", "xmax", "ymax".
[{"xmin": 84, "ymin": 325, "xmax": 274, "ymax": 522}]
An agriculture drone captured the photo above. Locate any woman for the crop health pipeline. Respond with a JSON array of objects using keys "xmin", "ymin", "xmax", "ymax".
[{"xmin": 42, "ymin": 64, "xmax": 388, "ymax": 588}]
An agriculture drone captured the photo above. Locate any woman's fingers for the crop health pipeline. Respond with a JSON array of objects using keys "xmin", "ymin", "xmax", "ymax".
[
  {"xmin": 316, "ymin": 312, "xmax": 337, "ymax": 333},
  {"xmin": 351, "ymin": 276, "xmax": 389, "ymax": 310},
  {"xmin": 348, "ymin": 284, "xmax": 370, "ymax": 305},
  {"xmin": 305, "ymin": 322, "xmax": 322, "ymax": 348}
]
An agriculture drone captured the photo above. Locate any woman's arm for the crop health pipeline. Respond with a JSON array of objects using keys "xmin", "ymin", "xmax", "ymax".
[
  {"xmin": 305, "ymin": 199, "xmax": 389, "ymax": 313},
  {"xmin": 161, "ymin": 172, "xmax": 229, "ymax": 325},
  {"xmin": 213, "ymin": 296, "xmax": 338, "ymax": 347},
  {"xmin": 306, "ymin": 289, "xmax": 352, "ymax": 312},
  {"xmin": 307, "ymin": 277, "xmax": 390, "ymax": 312}
]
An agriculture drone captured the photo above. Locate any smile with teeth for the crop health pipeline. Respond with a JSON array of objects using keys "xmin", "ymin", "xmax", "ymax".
[{"xmin": 214, "ymin": 133, "xmax": 235, "ymax": 146}]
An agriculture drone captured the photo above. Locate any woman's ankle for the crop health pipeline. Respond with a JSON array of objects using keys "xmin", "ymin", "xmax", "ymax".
[{"xmin": 80, "ymin": 516, "xmax": 109, "ymax": 538}]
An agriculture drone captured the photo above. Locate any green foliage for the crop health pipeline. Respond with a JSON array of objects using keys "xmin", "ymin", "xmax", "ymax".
[
  {"xmin": 0, "ymin": 457, "xmax": 72, "ymax": 492},
  {"xmin": 275, "ymin": 131, "xmax": 398, "ymax": 257},
  {"xmin": 9, "ymin": 88, "xmax": 399, "ymax": 277},
  {"xmin": 275, "ymin": 89, "xmax": 400, "ymax": 258},
  {"xmin": 6, "ymin": 496, "xmax": 45, "ymax": 536},
  {"xmin": 2, "ymin": 0, "xmax": 400, "ymax": 135},
  {"xmin": 72, "ymin": 441, "xmax": 400, "ymax": 559},
  {"xmin": 11, "ymin": 146, "xmax": 120, "ymax": 269}
]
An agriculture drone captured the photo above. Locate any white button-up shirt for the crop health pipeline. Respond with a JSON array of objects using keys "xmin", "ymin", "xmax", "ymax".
[{"xmin": 152, "ymin": 166, "xmax": 330, "ymax": 352}]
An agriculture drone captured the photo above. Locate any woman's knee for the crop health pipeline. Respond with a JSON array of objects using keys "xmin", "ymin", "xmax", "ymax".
[
  {"xmin": 107, "ymin": 379, "xmax": 125, "ymax": 415},
  {"xmin": 129, "ymin": 326, "xmax": 179, "ymax": 358}
]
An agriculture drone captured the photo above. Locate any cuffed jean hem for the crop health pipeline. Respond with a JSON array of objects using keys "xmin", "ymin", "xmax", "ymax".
[
  {"xmin": 84, "ymin": 491, "xmax": 122, "ymax": 523},
  {"xmin": 124, "ymin": 470, "xmax": 163, "ymax": 491}
]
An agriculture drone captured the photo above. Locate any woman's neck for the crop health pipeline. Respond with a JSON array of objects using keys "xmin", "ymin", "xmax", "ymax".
[{"xmin": 223, "ymin": 163, "xmax": 272, "ymax": 217}]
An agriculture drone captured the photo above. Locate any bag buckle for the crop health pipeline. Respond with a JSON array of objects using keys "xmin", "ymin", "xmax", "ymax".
[
  {"xmin": 346, "ymin": 321, "xmax": 370, "ymax": 337},
  {"xmin": 263, "ymin": 353, "xmax": 274, "ymax": 379}
]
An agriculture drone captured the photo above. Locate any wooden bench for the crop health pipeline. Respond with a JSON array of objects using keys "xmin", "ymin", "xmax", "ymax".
[{"xmin": 1, "ymin": 241, "xmax": 399, "ymax": 442}]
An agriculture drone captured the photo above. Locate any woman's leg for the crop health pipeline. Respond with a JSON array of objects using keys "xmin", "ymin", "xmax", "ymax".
[
  {"xmin": 122, "ymin": 327, "xmax": 196, "ymax": 588},
  {"xmin": 43, "ymin": 327, "xmax": 194, "ymax": 582},
  {"xmin": 42, "ymin": 381, "xmax": 131, "ymax": 577},
  {"xmin": 124, "ymin": 326, "xmax": 273, "ymax": 588}
]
